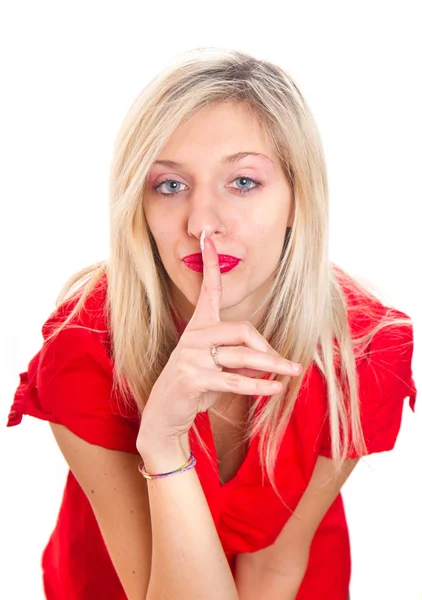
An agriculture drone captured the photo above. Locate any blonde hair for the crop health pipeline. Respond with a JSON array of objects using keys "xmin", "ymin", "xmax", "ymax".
[{"xmin": 44, "ymin": 47, "xmax": 412, "ymax": 509}]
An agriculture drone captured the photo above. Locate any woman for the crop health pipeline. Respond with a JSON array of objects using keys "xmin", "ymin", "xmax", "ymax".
[{"xmin": 7, "ymin": 47, "xmax": 416, "ymax": 600}]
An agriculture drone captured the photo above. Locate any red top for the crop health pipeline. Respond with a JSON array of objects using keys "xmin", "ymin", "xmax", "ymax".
[{"xmin": 7, "ymin": 273, "xmax": 417, "ymax": 600}]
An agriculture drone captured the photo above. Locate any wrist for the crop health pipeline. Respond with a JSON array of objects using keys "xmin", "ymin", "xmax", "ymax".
[
  {"xmin": 138, "ymin": 444, "xmax": 191, "ymax": 478},
  {"xmin": 137, "ymin": 432, "xmax": 191, "ymax": 472}
]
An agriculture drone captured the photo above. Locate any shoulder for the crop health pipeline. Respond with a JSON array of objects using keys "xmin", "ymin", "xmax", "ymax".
[
  {"xmin": 334, "ymin": 266, "xmax": 414, "ymax": 369},
  {"xmin": 42, "ymin": 271, "xmax": 109, "ymax": 340},
  {"xmin": 316, "ymin": 268, "xmax": 417, "ymax": 457},
  {"xmin": 37, "ymin": 272, "xmax": 114, "ymax": 378},
  {"xmin": 8, "ymin": 271, "xmax": 140, "ymax": 451}
]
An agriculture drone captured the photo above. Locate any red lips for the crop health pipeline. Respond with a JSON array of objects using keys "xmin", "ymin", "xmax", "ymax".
[{"xmin": 182, "ymin": 253, "xmax": 241, "ymax": 273}]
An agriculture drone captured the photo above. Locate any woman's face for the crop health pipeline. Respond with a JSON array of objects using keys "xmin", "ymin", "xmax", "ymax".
[{"xmin": 143, "ymin": 101, "xmax": 294, "ymax": 326}]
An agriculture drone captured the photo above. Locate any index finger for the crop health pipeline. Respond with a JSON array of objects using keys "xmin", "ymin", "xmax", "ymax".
[{"xmin": 189, "ymin": 230, "xmax": 222, "ymax": 327}]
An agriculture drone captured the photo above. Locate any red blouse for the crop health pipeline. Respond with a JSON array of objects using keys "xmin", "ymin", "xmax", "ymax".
[{"xmin": 7, "ymin": 273, "xmax": 417, "ymax": 600}]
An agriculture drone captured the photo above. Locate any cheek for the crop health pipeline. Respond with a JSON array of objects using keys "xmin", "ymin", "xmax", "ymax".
[
  {"xmin": 144, "ymin": 204, "xmax": 174, "ymax": 242},
  {"xmin": 242, "ymin": 204, "xmax": 287, "ymax": 241},
  {"xmin": 151, "ymin": 230, "xmax": 174, "ymax": 257},
  {"xmin": 245, "ymin": 211, "xmax": 289, "ymax": 266},
  {"xmin": 144, "ymin": 218, "xmax": 172, "ymax": 258}
]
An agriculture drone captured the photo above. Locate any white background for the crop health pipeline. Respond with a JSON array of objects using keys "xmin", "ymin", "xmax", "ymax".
[{"xmin": 1, "ymin": 1, "xmax": 421, "ymax": 598}]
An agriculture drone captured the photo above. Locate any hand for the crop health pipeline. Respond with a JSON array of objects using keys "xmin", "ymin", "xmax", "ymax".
[{"xmin": 136, "ymin": 231, "xmax": 303, "ymax": 452}]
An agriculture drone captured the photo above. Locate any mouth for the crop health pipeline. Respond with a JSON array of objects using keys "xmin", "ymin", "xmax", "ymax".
[{"xmin": 182, "ymin": 253, "xmax": 241, "ymax": 274}]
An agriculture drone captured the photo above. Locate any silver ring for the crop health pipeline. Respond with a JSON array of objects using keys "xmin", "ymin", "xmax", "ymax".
[{"xmin": 211, "ymin": 344, "xmax": 223, "ymax": 369}]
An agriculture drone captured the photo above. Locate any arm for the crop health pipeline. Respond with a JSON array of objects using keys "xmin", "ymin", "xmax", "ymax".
[
  {"xmin": 235, "ymin": 556, "xmax": 307, "ymax": 600},
  {"xmin": 138, "ymin": 434, "xmax": 239, "ymax": 600},
  {"xmin": 235, "ymin": 455, "xmax": 360, "ymax": 599},
  {"xmin": 51, "ymin": 422, "xmax": 238, "ymax": 600},
  {"xmin": 49, "ymin": 423, "xmax": 153, "ymax": 599}
]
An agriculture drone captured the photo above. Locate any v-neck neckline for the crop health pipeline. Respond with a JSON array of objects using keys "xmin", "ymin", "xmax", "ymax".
[
  {"xmin": 203, "ymin": 387, "xmax": 271, "ymax": 491},
  {"xmin": 205, "ymin": 409, "xmax": 252, "ymax": 490}
]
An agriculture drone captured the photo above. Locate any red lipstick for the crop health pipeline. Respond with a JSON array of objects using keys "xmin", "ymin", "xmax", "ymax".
[{"xmin": 182, "ymin": 253, "xmax": 241, "ymax": 273}]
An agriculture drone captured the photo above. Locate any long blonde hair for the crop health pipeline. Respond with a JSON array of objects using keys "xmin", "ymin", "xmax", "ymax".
[{"xmin": 44, "ymin": 47, "xmax": 413, "ymax": 508}]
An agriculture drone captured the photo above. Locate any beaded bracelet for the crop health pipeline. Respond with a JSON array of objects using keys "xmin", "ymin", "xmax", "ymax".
[{"xmin": 138, "ymin": 451, "xmax": 197, "ymax": 480}]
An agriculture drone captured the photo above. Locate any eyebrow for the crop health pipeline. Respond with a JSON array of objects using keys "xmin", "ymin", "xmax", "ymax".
[{"xmin": 153, "ymin": 151, "xmax": 274, "ymax": 169}]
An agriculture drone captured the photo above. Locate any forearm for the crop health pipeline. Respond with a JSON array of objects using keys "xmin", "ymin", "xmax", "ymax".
[
  {"xmin": 234, "ymin": 547, "xmax": 308, "ymax": 600},
  {"xmin": 235, "ymin": 566, "xmax": 302, "ymax": 600},
  {"xmin": 139, "ymin": 436, "xmax": 239, "ymax": 600}
]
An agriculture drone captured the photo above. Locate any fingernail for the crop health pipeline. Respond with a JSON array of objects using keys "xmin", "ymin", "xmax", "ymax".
[
  {"xmin": 200, "ymin": 230, "xmax": 206, "ymax": 252},
  {"xmin": 291, "ymin": 363, "xmax": 301, "ymax": 372}
]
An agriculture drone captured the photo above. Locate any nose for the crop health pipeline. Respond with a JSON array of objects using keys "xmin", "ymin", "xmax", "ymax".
[{"xmin": 187, "ymin": 189, "xmax": 227, "ymax": 247}]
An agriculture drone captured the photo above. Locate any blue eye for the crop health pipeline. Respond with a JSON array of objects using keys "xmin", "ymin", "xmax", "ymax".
[
  {"xmin": 153, "ymin": 179, "xmax": 187, "ymax": 196},
  {"xmin": 152, "ymin": 176, "xmax": 262, "ymax": 197},
  {"xmin": 231, "ymin": 177, "xmax": 261, "ymax": 193}
]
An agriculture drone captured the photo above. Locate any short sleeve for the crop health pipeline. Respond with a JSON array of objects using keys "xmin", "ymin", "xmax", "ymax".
[
  {"xmin": 318, "ymin": 322, "xmax": 417, "ymax": 458},
  {"xmin": 7, "ymin": 326, "xmax": 140, "ymax": 454}
]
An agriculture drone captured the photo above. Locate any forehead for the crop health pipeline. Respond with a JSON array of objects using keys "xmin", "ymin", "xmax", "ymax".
[{"xmin": 153, "ymin": 102, "xmax": 276, "ymax": 164}]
